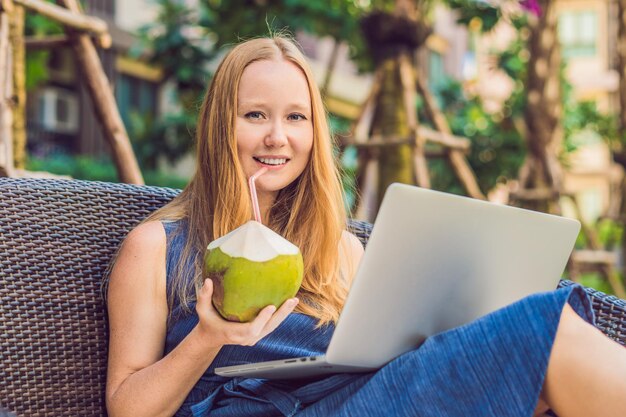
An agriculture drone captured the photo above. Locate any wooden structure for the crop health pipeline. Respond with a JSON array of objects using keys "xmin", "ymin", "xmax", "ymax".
[
  {"xmin": 0, "ymin": 0, "xmax": 143, "ymax": 184},
  {"xmin": 508, "ymin": 172, "xmax": 626, "ymax": 298},
  {"xmin": 0, "ymin": 0, "xmax": 14, "ymax": 176},
  {"xmin": 565, "ymin": 193, "xmax": 626, "ymax": 299},
  {"xmin": 340, "ymin": 50, "xmax": 485, "ymax": 221}
]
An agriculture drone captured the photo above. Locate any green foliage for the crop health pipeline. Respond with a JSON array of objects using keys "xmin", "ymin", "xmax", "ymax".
[
  {"xmin": 134, "ymin": 0, "xmax": 213, "ymax": 94},
  {"xmin": 201, "ymin": 0, "xmax": 364, "ymax": 44},
  {"xmin": 497, "ymin": 34, "xmax": 528, "ymax": 81},
  {"xmin": 562, "ymin": 97, "xmax": 618, "ymax": 154},
  {"xmin": 431, "ymin": 78, "xmax": 525, "ymax": 195},
  {"xmin": 128, "ymin": 1, "xmax": 215, "ymax": 169},
  {"xmin": 575, "ymin": 218, "xmax": 623, "ymax": 250},
  {"xmin": 24, "ymin": 11, "xmax": 65, "ymax": 90},
  {"xmin": 128, "ymin": 111, "xmax": 196, "ymax": 171},
  {"xmin": 597, "ymin": 218, "xmax": 623, "ymax": 249},
  {"xmin": 24, "ymin": 12, "xmax": 64, "ymax": 36},
  {"xmin": 25, "ymin": 51, "xmax": 50, "ymax": 90},
  {"xmin": 577, "ymin": 273, "xmax": 615, "ymax": 295},
  {"xmin": 447, "ymin": 0, "xmax": 502, "ymax": 32},
  {"xmin": 328, "ymin": 113, "xmax": 359, "ymax": 211},
  {"xmin": 492, "ymin": 17, "xmax": 617, "ymax": 164},
  {"xmin": 26, "ymin": 153, "xmax": 189, "ymax": 189},
  {"xmin": 425, "ymin": 1, "xmax": 616, "ymax": 197},
  {"xmin": 559, "ymin": 66, "xmax": 618, "ymax": 155},
  {"xmin": 571, "ymin": 218, "xmax": 625, "ymax": 295},
  {"xmin": 136, "ymin": 0, "xmax": 368, "ymax": 93},
  {"xmin": 27, "ymin": 153, "xmax": 117, "ymax": 182}
]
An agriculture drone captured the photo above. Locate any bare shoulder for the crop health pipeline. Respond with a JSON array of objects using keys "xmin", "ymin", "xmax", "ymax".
[
  {"xmin": 341, "ymin": 230, "xmax": 364, "ymax": 254},
  {"xmin": 107, "ymin": 220, "xmax": 167, "ymax": 299},
  {"xmin": 120, "ymin": 220, "xmax": 167, "ymax": 254}
]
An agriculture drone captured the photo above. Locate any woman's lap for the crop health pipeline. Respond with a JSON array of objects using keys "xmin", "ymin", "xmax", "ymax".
[{"xmin": 191, "ymin": 285, "xmax": 594, "ymax": 417}]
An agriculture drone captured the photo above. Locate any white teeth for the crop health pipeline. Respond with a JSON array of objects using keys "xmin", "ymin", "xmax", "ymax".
[{"xmin": 257, "ymin": 157, "xmax": 287, "ymax": 165}]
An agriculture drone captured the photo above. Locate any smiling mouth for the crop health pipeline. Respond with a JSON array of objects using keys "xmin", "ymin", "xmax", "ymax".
[{"xmin": 253, "ymin": 157, "xmax": 289, "ymax": 167}]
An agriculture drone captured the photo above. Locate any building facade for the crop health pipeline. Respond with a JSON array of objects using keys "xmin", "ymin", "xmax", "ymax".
[{"xmin": 26, "ymin": 0, "xmax": 162, "ymax": 159}]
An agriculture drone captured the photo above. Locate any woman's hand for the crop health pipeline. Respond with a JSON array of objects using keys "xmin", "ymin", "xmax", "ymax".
[{"xmin": 195, "ymin": 279, "xmax": 299, "ymax": 348}]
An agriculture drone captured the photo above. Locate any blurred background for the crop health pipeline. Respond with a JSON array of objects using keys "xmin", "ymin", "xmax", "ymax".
[{"xmin": 2, "ymin": 0, "xmax": 625, "ymax": 294}]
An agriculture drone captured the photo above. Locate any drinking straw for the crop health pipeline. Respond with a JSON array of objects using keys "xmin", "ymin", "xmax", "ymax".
[{"xmin": 248, "ymin": 167, "xmax": 268, "ymax": 223}]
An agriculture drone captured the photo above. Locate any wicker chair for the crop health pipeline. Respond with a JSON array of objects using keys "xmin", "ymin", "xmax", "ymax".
[{"xmin": 0, "ymin": 178, "xmax": 624, "ymax": 416}]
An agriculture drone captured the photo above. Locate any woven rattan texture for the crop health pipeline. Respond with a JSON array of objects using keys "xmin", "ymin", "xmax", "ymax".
[
  {"xmin": 0, "ymin": 178, "xmax": 179, "ymax": 416},
  {"xmin": 1, "ymin": 178, "xmax": 624, "ymax": 416},
  {"xmin": 558, "ymin": 279, "xmax": 626, "ymax": 346}
]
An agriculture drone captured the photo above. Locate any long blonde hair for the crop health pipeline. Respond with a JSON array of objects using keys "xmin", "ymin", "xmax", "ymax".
[{"xmin": 147, "ymin": 36, "xmax": 348, "ymax": 326}]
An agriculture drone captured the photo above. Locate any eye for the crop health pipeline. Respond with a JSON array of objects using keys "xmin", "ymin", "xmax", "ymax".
[
  {"xmin": 288, "ymin": 113, "xmax": 307, "ymax": 121},
  {"xmin": 245, "ymin": 111, "xmax": 265, "ymax": 120}
]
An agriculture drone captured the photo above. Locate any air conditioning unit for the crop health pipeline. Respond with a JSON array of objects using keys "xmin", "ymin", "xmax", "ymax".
[{"xmin": 36, "ymin": 87, "xmax": 79, "ymax": 134}]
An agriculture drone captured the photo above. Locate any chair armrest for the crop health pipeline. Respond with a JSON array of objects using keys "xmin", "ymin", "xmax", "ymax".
[{"xmin": 558, "ymin": 279, "xmax": 626, "ymax": 346}]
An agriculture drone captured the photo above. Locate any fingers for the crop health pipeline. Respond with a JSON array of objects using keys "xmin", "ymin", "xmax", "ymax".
[
  {"xmin": 200, "ymin": 278, "xmax": 212, "ymax": 298},
  {"xmin": 260, "ymin": 298, "xmax": 299, "ymax": 337},
  {"xmin": 246, "ymin": 304, "xmax": 278, "ymax": 337},
  {"xmin": 197, "ymin": 279, "xmax": 215, "ymax": 315},
  {"xmin": 195, "ymin": 280, "xmax": 221, "ymax": 336},
  {"xmin": 196, "ymin": 279, "xmax": 299, "ymax": 346},
  {"xmin": 237, "ymin": 298, "xmax": 298, "ymax": 345}
]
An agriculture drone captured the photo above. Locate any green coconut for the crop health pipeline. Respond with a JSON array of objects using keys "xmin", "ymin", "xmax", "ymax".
[{"xmin": 203, "ymin": 220, "xmax": 304, "ymax": 322}]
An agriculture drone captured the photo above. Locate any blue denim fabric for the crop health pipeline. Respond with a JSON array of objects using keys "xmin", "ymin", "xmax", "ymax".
[{"xmin": 162, "ymin": 221, "xmax": 594, "ymax": 417}]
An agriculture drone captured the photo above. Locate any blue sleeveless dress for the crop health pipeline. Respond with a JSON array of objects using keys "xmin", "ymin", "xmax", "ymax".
[{"xmin": 163, "ymin": 220, "xmax": 595, "ymax": 417}]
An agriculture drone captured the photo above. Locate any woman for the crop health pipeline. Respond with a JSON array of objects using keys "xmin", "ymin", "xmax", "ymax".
[{"xmin": 105, "ymin": 36, "xmax": 626, "ymax": 417}]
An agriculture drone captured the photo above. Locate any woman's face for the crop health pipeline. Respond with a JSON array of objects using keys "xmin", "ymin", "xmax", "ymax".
[{"xmin": 235, "ymin": 58, "xmax": 313, "ymax": 205}]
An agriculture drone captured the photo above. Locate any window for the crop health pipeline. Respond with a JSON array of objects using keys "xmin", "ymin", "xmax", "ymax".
[
  {"xmin": 429, "ymin": 51, "xmax": 447, "ymax": 91},
  {"xmin": 558, "ymin": 11, "xmax": 597, "ymax": 58},
  {"xmin": 36, "ymin": 87, "xmax": 79, "ymax": 133}
]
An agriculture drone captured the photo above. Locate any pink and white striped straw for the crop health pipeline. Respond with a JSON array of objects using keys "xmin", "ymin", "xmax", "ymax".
[{"xmin": 248, "ymin": 167, "xmax": 268, "ymax": 223}]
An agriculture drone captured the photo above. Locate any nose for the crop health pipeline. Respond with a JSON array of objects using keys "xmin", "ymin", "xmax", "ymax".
[{"xmin": 264, "ymin": 120, "xmax": 288, "ymax": 148}]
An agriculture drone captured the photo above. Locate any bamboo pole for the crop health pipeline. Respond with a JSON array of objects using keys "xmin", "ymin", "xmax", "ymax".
[
  {"xmin": 354, "ymin": 156, "xmax": 380, "ymax": 222},
  {"xmin": 1, "ymin": 0, "xmax": 13, "ymax": 12},
  {"xmin": 351, "ymin": 69, "xmax": 382, "ymax": 219},
  {"xmin": 415, "ymin": 69, "xmax": 486, "ymax": 200},
  {"xmin": 320, "ymin": 39, "xmax": 340, "ymax": 98},
  {"xmin": 25, "ymin": 34, "xmax": 71, "ymax": 49},
  {"xmin": 0, "ymin": 9, "xmax": 14, "ymax": 176},
  {"xmin": 8, "ymin": 3, "xmax": 26, "ymax": 169},
  {"xmin": 14, "ymin": 0, "xmax": 107, "ymax": 35},
  {"xmin": 567, "ymin": 195, "xmax": 626, "ymax": 299},
  {"xmin": 399, "ymin": 53, "xmax": 417, "ymax": 131},
  {"xmin": 56, "ymin": 0, "xmax": 143, "ymax": 184},
  {"xmin": 350, "ymin": 149, "xmax": 371, "ymax": 216},
  {"xmin": 25, "ymin": 34, "xmax": 109, "ymax": 50},
  {"xmin": 350, "ymin": 68, "xmax": 383, "ymax": 144},
  {"xmin": 399, "ymin": 52, "xmax": 429, "ymax": 188},
  {"xmin": 340, "ymin": 69, "xmax": 381, "ymax": 216},
  {"xmin": 416, "ymin": 126, "xmax": 470, "ymax": 150},
  {"xmin": 339, "ymin": 128, "xmax": 470, "ymax": 151},
  {"xmin": 345, "ymin": 136, "xmax": 414, "ymax": 148},
  {"xmin": 413, "ymin": 133, "xmax": 430, "ymax": 188}
]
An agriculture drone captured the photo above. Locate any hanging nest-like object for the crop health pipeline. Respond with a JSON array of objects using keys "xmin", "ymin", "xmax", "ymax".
[{"xmin": 360, "ymin": 11, "xmax": 432, "ymax": 63}]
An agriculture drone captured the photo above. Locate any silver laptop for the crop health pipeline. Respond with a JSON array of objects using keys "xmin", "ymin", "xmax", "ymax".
[{"xmin": 215, "ymin": 183, "xmax": 580, "ymax": 379}]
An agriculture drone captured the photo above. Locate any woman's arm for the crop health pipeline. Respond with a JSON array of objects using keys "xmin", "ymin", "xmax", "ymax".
[{"xmin": 106, "ymin": 221, "xmax": 298, "ymax": 417}]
